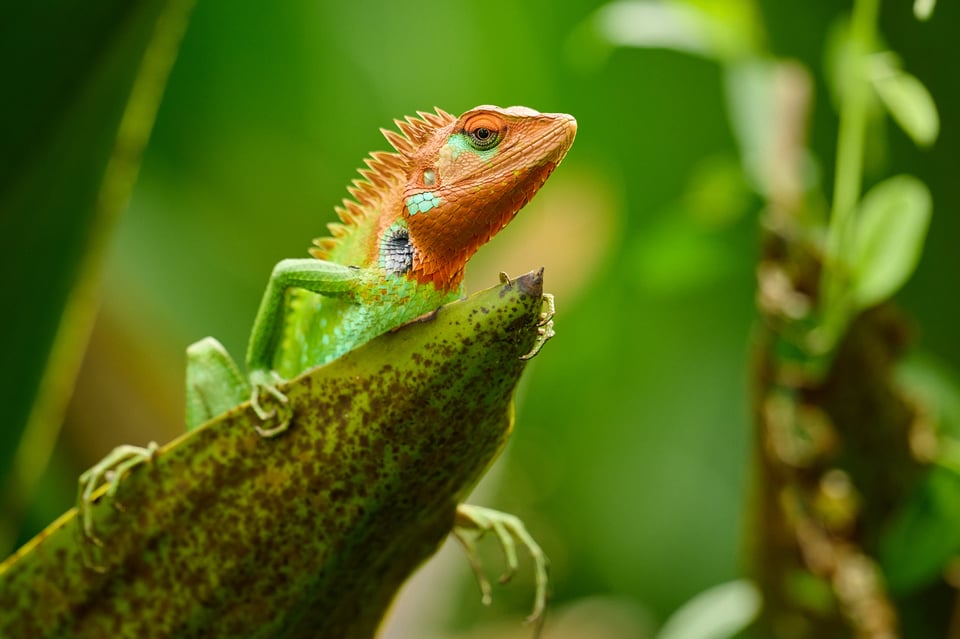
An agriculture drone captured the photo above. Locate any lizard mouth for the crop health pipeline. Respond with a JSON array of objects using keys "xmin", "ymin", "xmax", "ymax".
[
  {"xmin": 508, "ymin": 112, "xmax": 578, "ymax": 169},
  {"xmin": 547, "ymin": 113, "xmax": 578, "ymax": 163}
]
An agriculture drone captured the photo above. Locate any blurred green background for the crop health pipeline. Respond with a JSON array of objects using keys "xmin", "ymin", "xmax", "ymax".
[{"xmin": 3, "ymin": 0, "xmax": 958, "ymax": 636}]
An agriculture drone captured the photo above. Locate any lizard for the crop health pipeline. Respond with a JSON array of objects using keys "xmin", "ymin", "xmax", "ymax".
[
  {"xmin": 183, "ymin": 104, "xmax": 576, "ymax": 436},
  {"xmin": 77, "ymin": 104, "xmax": 577, "ymax": 631}
]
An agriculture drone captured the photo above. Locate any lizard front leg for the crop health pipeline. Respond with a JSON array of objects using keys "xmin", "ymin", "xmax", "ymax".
[
  {"xmin": 243, "ymin": 258, "xmax": 361, "ymax": 436},
  {"xmin": 186, "ymin": 337, "xmax": 291, "ymax": 437}
]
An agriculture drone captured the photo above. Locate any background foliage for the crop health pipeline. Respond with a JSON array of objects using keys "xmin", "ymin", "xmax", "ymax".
[{"xmin": 3, "ymin": 0, "xmax": 958, "ymax": 636}]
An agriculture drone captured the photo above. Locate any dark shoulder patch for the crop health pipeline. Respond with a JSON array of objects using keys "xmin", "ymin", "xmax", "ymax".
[{"xmin": 380, "ymin": 222, "xmax": 414, "ymax": 275}]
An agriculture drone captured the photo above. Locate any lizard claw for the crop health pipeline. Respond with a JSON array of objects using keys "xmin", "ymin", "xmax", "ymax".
[
  {"xmin": 520, "ymin": 293, "xmax": 556, "ymax": 361},
  {"xmin": 454, "ymin": 504, "xmax": 550, "ymax": 636},
  {"xmin": 249, "ymin": 369, "xmax": 293, "ymax": 437},
  {"xmin": 77, "ymin": 442, "xmax": 159, "ymax": 567}
]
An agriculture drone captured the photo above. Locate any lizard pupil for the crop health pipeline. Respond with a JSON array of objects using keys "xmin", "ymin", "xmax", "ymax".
[{"xmin": 475, "ymin": 128, "xmax": 490, "ymax": 139}]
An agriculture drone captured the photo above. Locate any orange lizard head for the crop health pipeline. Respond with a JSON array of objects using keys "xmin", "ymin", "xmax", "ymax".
[
  {"xmin": 394, "ymin": 105, "xmax": 577, "ymax": 289},
  {"xmin": 312, "ymin": 105, "xmax": 577, "ymax": 292}
]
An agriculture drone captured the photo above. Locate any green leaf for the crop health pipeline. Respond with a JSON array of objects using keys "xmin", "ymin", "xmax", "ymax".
[
  {"xmin": 850, "ymin": 175, "xmax": 932, "ymax": 309},
  {"xmin": 822, "ymin": 15, "xmax": 854, "ymax": 111},
  {"xmin": 656, "ymin": 580, "xmax": 761, "ymax": 639},
  {"xmin": 589, "ymin": 0, "xmax": 761, "ymax": 62},
  {"xmin": 914, "ymin": 0, "xmax": 936, "ymax": 21},
  {"xmin": 870, "ymin": 54, "xmax": 940, "ymax": 147},
  {"xmin": 897, "ymin": 355, "xmax": 960, "ymax": 441},
  {"xmin": 0, "ymin": 272, "xmax": 549, "ymax": 638},
  {"xmin": 880, "ymin": 467, "xmax": 960, "ymax": 593},
  {"xmin": 883, "ymin": 357, "xmax": 960, "ymax": 592},
  {"xmin": 723, "ymin": 61, "xmax": 778, "ymax": 195}
]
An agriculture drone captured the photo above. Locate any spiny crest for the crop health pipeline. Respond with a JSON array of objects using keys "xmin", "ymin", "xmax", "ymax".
[
  {"xmin": 390, "ymin": 108, "xmax": 455, "ymax": 155},
  {"xmin": 310, "ymin": 107, "xmax": 455, "ymax": 260}
]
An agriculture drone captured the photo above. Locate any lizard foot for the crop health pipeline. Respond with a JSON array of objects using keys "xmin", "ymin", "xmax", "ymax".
[
  {"xmin": 77, "ymin": 442, "xmax": 159, "ymax": 559},
  {"xmin": 519, "ymin": 293, "xmax": 556, "ymax": 361},
  {"xmin": 249, "ymin": 369, "xmax": 293, "ymax": 437},
  {"xmin": 453, "ymin": 504, "xmax": 550, "ymax": 636}
]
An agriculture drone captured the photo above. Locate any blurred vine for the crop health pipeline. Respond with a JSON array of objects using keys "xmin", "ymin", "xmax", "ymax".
[
  {"xmin": 585, "ymin": 0, "xmax": 955, "ymax": 635},
  {"xmin": 752, "ymin": 0, "xmax": 959, "ymax": 636}
]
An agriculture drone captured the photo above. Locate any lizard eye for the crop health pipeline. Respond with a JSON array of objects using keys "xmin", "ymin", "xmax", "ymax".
[{"xmin": 463, "ymin": 113, "xmax": 505, "ymax": 151}]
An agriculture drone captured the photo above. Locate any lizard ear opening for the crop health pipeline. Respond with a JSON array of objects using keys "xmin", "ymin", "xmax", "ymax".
[
  {"xmin": 379, "ymin": 223, "xmax": 414, "ymax": 275},
  {"xmin": 421, "ymin": 167, "xmax": 438, "ymax": 187}
]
